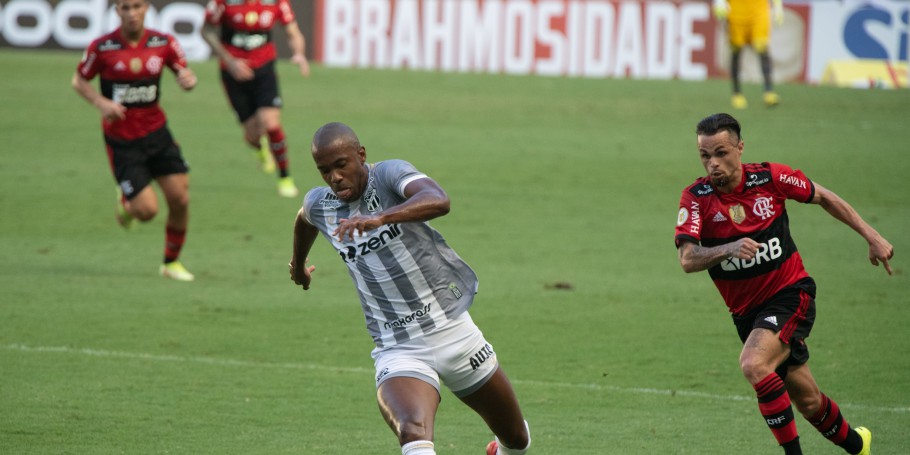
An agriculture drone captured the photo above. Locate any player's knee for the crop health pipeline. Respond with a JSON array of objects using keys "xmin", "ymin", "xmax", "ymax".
[
  {"xmin": 739, "ymin": 357, "xmax": 773, "ymax": 383},
  {"xmin": 498, "ymin": 423, "xmax": 530, "ymax": 451},
  {"xmin": 132, "ymin": 206, "xmax": 157, "ymax": 221},
  {"xmin": 754, "ymin": 42, "xmax": 769, "ymax": 54},
  {"xmin": 396, "ymin": 420, "xmax": 430, "ymax": 444},
  {"xmin": 168, "ymin": 193, "xmax": 190, "ymax": 212}
]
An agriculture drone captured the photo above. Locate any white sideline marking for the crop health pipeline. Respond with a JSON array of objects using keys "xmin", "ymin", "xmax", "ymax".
[{"xmin": 7, "ymin": 343, "xmax": 909, "ymax": 414}]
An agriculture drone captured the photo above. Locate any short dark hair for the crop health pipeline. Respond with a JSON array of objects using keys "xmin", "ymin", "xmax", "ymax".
[{"xmin": 696, "ymin": 113, "xmax": 742, "ymax": 142}]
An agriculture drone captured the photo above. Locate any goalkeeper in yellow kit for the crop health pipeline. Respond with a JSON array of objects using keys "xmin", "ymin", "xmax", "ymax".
[{"xmin": 714, "ymin": 0, "xmax": 784, "ymax": 108}]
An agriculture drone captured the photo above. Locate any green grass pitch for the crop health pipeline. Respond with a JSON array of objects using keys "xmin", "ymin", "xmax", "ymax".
[{"xmin": 0, "ymin": 48, "xmax": 908, "ymax": 454}]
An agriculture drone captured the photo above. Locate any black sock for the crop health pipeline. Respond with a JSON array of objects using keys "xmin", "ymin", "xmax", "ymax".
[
  {"xmin": 782, "ymin": 436, "xmax": 802, "ymax": 455},
  {"xmin": 731, "ymin": 50, "xmax": 742, "ymax": 93},
  {"xmin": 760, "ymin": 52, "xmax": 773, "ymax": 92}
]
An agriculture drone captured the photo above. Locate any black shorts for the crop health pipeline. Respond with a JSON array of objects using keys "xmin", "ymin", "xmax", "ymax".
[
  {"xmin": 220, "ymin": 60, "xmax": 282, "ymax": 123},
  {"xmin": 733, "ymin": 278, "xmax": 817, "ymax": 376},
  {"xmin": 105, "ymin": 126, "xmax": 189, "ymax": 200}
]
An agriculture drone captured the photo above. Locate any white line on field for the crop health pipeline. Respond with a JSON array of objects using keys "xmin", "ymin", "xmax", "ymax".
[{"xmin": 6, "ymin": 343, "xmax": 908, "ymax": 414}]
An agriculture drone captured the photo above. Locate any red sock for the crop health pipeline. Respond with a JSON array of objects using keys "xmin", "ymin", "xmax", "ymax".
[
  {"xmin": 164, "ymin": 226, "xmax": 186, "ymax": 263},
  {"xmin": 809, "ymin": 393, "xmax": 864, "ymax": 454},
  {"xmin": 267, "ymin": 128, "xmax": 289, "ymax": 177},
  {"xmin": 754, "ymin": 373, "xmax": 800, "ymax": 447}
]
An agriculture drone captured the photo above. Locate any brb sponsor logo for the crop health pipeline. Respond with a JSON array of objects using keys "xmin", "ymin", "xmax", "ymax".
[
  {"xmin": 721, "ymin": 237, "xmax": 782, "ymax": 271},
  {"xmin": 0, "ymin": 0, "xmax": 210, "ymax": 60},
  {"xmin": 339, "ymin": 223, "xmax": 402, "ymax": 264},
  {"xmin": 112, "ymin": 83, "xmax": 158, "ymax": 104}
]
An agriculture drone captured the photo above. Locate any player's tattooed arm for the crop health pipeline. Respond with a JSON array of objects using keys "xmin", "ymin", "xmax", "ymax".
[{"xmin": 678, "ymin": 238, "xmax": 760, "ymax": 273}]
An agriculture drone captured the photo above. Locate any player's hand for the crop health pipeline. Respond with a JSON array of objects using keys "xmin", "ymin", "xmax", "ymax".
[
  {"xmin": 175, "ymin": 66, "xmax": 197, "ymax": 91},
  {"xmin": 228, "ymin": 58, "xmax": 254, "ymax": 81},
  {"xmin": 713, "ymin": 0, "xmax": 729, "ymax": 20},
  {"xmin": 97, "ymin": 98, "xmax": 127, "ymax": 122},
  {"xmin": 728, "ymin": 237, "xmax": 761, "ymax": 260},
  {"xmin": 333, "ymin": 215, "xmax": 383, "ymax": 242},
  {"xmin": 289, "ymin": 257, "xmax": 316, "ymax": 290},
  {"xmin": 868, "ymin": 235, "xmax": 894, "ymax": 275},
  {"xmin": 291, "ymin": 54, "xmax": 310, "ymax": 77},
  {"xmin": 772, "ymin": 3, "xmax": 785, "ymax": 26}
]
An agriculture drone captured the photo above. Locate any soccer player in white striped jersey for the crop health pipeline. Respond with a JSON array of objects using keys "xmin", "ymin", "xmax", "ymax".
[{"xmin": 290, "ymin": 123, "xmax": 530, "ymax": 455}]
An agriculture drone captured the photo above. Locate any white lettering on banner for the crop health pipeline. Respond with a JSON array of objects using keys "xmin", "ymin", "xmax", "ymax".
[
  {"xmin": 615, "ymin": 2, "xmax": 644, "ymax": 78},
  {"xmin": 424, "ymin": 0, "xmax": 457, "ymax": 71},
  {"xmin": 390, "ymin": 0, "xmax": 419, "ymax": 69},
  {"xmin": 457, "ymin": 0, "xmax": 501, "ymax": 73},
  {"xmin": 325, "ymin": 0, "xmax": 356, "ymax": 66},
  {"xmin": 678, "ymin": 2, "xmax": 708, "ymax": 80},
  {"xmin": 646, "ymin": 2, "xmax": 676, "ymax": 80},
  {"xmin": 504, "ymin": 0, "xmax": 534, "ymax": 74},
  {"xmin": 536, "ymin": 0, "xmax": 564, "ymax": 76},
  {"xmin": 0, "ymin": 0, "xmax": 209, "ymax": 60},
  {"xmin": 2, "ymin": 1, "xmax": 54, "ymax": 46},
  {"xmin": 320, "ymin": 0, "xmax": 709, "ymax": 80},
  {"xmin": 359, "ymin": 0, "xmax": 390, "ymax": 67}
]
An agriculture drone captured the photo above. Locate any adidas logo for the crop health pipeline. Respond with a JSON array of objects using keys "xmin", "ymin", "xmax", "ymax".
[
  {"xmin": 114, "ymin": 61, "xmax": 126, "ymax": 71},
  {"xmin": 712, "ymin": 211, "xmax": 728, "ymax": 222},
  {"xmin": 764, "ymin": 316, "xmax": 778, "ymax": 326}
]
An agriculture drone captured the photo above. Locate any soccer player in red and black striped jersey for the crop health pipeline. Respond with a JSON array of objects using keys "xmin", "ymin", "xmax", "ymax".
[
  {"xmin": 72, "ymin": 0, "xmax": 197, "ymax": 282},
  {"xmin": 202, "ymin": 0, "xmax": 310, "ymax": 198},
  {"xmin": 675, "ymin": 113, "xmax": 893, "ymax": 455}
]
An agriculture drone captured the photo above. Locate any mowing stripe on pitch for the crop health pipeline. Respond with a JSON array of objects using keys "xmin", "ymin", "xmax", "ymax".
[{"xmin": 7, "ymin": 343, "xmax": 908, "ymax": 414}]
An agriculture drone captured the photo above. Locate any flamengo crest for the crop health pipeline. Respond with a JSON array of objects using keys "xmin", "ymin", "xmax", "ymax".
[{"xmin": 752, "ymin": 197, "xmax": 775, "ymax": 220}]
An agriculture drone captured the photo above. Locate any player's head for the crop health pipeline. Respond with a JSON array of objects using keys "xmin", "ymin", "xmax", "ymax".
[
  {"xmin": 696, "ymin": 113, "xmax": 742, "ymax": 142},
  {"xmin": 115, "ymin": 0, "xmax": 149, "ymax": 38},
  {"xmin": 696, "ymin": 113, "xmax": 744, "ymax": 190},
  {"xmin": 311, "ymin": 122, "xmax": 368, "ymax": 202}
]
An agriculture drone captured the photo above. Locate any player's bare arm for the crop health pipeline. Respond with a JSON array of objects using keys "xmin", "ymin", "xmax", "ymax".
[
  {"xmin": 811, "ymin": 182, "xmax": 894, "ymax": 275},
  {"xmin": 174, "ymin": 65, "xmax": 197, "ymax": 91},
  {"xmin": 285, "ymin": 22, "xmax": 310, "ymax": 77},
  {"xmin": 71, "ymin": 72, "xmax": 126, "ymax": 121},
  {"xmin": 678, "ymin": 238, "xmax": 761, "ymax": 273},
  {"xmin": 201, "ymin": 22, "xmax": 254, "ymax": 81},
  {"xmin": 333, "ymin": 178, "xmax": 450, "ymax": 242},
  {"xmin": 290, "ymin": 207, "xmax": 319, "ymax": 289}
]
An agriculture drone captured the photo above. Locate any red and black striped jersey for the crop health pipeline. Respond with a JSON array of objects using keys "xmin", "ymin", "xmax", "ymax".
[
  {"xmin": 77, "ymin": 28, "xmax": 188, "ymax": 141},
  {"xmin": 675, "ymin": 162, "xmax": 816, "ymax": 315},
  {"xmin": 205, "ymin": 0, "xmax": 295, "ymax": 70}
]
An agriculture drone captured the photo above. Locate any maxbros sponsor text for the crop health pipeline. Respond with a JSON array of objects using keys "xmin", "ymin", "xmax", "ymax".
[
  {"xmin": 318, "ymin": 0, "xmax": 711, "ymax": 79},
  {"xmin": 384, "ymin": 303, "xmax": 431, "ymax": 330},
  {"xmin": 0, "ymin": 0, "xmax": 209, "ymax": 60}
]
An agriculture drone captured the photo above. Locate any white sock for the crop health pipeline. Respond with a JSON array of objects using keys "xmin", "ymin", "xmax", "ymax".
[
  {"xmin": 401, "ymin": 440, "xmax": 435, "ymax": 455},
  {"xmin": 496, "ymin": 420, "xmax": 531, "ymax": 455}
]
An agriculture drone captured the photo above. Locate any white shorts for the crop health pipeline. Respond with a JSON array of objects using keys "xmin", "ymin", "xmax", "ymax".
[{"xmin": 371, "ymin": 311, "xmax": 499, "ymax": 398}]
